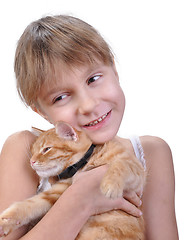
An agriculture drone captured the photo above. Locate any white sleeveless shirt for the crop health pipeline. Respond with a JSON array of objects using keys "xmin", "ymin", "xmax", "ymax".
[{"xmin": 129, "ymin": 136, "xmax": 146, "ymax": 171}]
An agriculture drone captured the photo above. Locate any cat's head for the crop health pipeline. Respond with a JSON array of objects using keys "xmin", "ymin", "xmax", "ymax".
[{"xmin": 30, "ymin": 122, "xmax": 92, "ymax": 178}]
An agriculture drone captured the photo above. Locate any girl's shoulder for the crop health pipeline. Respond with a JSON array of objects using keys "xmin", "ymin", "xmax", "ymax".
[
  {"xmin": 5, "ymin": 129, "xmax": 37, "ymax": 145},
  {"xmin": 140, "ymin": 135, "xmax": 171, "ymax": 151},
  {"xmin": 0, "ymin": 129, "xmax": 38, "ymax": 179},
  {"xmin": 117, "ymin": 135, "xmax": 173, "ymax": 173},
  {"xmin": 116, "ymin": 135, "xmax": 172, "ymax": 161},
  {"xmin": 139, "ymin": 135, "xmax": 172, "ymax": 169},
  {"xmin": 1, "ymin": 130, "xmax": 37, "ymax": 156}
]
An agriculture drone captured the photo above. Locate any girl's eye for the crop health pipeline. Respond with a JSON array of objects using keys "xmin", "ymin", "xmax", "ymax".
[
  {"xmin": 87, "ymin": 75, "xmax": 101, "ymax": 85},
  {"xmin": 53, "ymin": 94, "xmax": 68, "ymax": 104}
]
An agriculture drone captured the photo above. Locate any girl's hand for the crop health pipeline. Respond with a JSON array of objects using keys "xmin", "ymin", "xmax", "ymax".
[{"xmin": 72, "ymin": 165, "xmax": 142, "ymax": 217}]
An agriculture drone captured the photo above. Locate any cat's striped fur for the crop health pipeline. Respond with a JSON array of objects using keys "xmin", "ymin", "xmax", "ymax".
[{"xmin": 0, "ymin": 122, "xmax": 146, "ymax": 239}]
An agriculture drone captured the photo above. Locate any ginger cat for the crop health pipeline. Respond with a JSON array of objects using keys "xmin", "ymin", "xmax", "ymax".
[{"xmin": 0, "ymin": 122, "xmax": 146, "ymax": 239}]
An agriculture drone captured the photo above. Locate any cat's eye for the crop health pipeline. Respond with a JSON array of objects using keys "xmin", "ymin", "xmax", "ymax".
[{"xmin": 41, "ymin": 147, "xmax": 52, "ymax": 154}]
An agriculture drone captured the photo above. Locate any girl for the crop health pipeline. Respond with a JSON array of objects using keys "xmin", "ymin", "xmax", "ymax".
[{"xmin": 0, "ymin": 15, "xmax": 178, "ymax": 239}]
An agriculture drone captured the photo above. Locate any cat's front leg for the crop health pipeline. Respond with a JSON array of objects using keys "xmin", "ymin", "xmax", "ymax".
[
  {"xmin": 0, "ymin": 194, "xmax": 54, "ymax": 238},
  {"xmin": 100, "ymin": 153, "xmax": 146, "ymax": 199},
  {"xmin": 0, "ymin": 180, "xmax": 71, "ymax": 238},
  {"xmin": 0, "ymin": 200, "xmax": 37, "ymax": 238}
]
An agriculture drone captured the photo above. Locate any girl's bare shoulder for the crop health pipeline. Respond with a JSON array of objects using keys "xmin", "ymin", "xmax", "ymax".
[
  {"xmin": 139, "ymin": 135, "xmax": 173, "ymax": 168},
  {"xmin": 1, "ymin": 130, "xmax": 37, "ymax": 161},
  {"xmin": 0, "ymin": 130, "xmax": 39, "ymax": 209},
  {"xmin": 3, "ymin": 130, "xmax": 37, "ymax": 148},
  {"xmin": 140, "ymin": 135, "xmax": 171, "ymax": 150}
]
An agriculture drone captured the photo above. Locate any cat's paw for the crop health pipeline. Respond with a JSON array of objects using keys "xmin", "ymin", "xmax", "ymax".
[
  {"xmin": 100, "ymin": 177, "xmax": 123, "ymax": 199},
  {"xmin": 0, "ymin": 206, "xmax": 23, "ymax": 237},
  {"xmin": 0, "ymin": 216, "xmax": 21, "ymax": 237}
]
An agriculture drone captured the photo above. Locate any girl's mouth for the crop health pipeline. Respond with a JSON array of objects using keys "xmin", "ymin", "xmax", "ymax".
[{"xmin": 84, "ymin": 110, "xmax": 111, "ymax": 127}]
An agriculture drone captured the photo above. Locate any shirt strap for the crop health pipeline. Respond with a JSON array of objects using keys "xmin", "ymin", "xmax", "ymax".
[{"xmin": 129, "ymin": 136, "xmax": 146, "ymax": 170}]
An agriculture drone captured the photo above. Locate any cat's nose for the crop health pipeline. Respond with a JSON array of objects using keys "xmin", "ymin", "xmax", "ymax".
[{"xmin": 30, "ymin": 160, "xmax": 36, "ymax": 166}]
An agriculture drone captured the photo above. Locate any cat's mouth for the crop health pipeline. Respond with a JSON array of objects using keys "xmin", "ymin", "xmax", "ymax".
[
  {"xmin": 83, "ymin": 110, "xmax": 111, "ymax": 127},
  {"xmin": 34, "ymin": 166, "xmax": 61, "ymax": 178}
]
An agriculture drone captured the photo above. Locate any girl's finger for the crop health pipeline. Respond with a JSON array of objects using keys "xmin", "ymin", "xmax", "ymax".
[
  {"xmin": 123, "ymin": 191, "xmax": 142, "ymax": 207},
  {"xmin": 119, "ymin": 198, "xmax": 143, "ymax": 217}
]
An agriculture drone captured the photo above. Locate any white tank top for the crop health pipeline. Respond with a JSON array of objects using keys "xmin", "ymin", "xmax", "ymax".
[{"xmin": 129, "ymin": 136, "xmax": 146, "ymax": 170}]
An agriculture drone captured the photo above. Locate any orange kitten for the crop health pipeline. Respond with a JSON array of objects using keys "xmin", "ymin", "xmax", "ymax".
[{"xmin": 0, "ymin": 122, "xmax": 146, "ymax": 239}]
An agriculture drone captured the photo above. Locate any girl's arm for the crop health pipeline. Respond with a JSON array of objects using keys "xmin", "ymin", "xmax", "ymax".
[
  {"xmin": 0, "ymin": 131, "xmax": 141, "ymax": 240},
  {"xmin": 0, "ymin": 131, "xmax": 38, "ymax": 239},
  {"xmin": 141, "ymin": 136, "xmax": 179, "ymax": 240}
]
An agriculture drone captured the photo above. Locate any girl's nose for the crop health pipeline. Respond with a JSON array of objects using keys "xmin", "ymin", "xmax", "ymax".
[{"xmin": 78, "ymin": 91, "xmax": 99, "ymax": 115}]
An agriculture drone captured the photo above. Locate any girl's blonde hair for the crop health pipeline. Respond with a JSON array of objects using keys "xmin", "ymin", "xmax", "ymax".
[{"xmin": 14, "ymin": 15, "xmax": 114, "ymax": 106}]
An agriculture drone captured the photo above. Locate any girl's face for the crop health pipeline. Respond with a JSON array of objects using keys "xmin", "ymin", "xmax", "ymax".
[{"xmin": 36, "ymin": 61, "xmax": 125, "ymax": 144}]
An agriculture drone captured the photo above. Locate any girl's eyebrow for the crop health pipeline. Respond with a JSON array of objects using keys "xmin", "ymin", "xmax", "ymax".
[
  {"xmin": 42, "ymin": 87, "xmax": 63, "ymax": 101},
  {"xmin": 41, "ymin": 63, "xmax": 105, "ymax": 101},
  {"xmin": 85, "ymin": 63, "xmax": 104, "ymax": 75}
]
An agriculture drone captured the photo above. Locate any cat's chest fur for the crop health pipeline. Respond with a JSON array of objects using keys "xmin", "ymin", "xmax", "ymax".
[
  {"xmin": 37, "ymin": 176, "xmax": 59, "ymax": 193},
  {"xmin": 37, "ymin": 178, "xmax": 52, "ymax": 193}
]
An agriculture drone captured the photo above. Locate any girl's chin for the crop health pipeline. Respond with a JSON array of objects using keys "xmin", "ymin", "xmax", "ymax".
[{"xmin": 88, "ymin": 130, "xmax": 118, "ymax": 144}]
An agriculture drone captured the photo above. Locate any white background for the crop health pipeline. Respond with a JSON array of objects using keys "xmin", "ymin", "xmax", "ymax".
[{"xmin": 0, "ymin": 0, "xmax": 184, "ymax": 238}]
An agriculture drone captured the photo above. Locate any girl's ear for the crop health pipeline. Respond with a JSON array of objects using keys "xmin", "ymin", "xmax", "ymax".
[
  {"xmin": 55, "ymin": 122, "xmax": 78, "ymax": 141},
  {"xmin": 31, "ymin": 127, "xmax": 45, "ymax": 137}
]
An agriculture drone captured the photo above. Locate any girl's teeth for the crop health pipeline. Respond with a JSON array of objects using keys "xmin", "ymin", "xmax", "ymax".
[{"xmin": 86, "ymin": 113, "xmax": 108, "ymax": 126}]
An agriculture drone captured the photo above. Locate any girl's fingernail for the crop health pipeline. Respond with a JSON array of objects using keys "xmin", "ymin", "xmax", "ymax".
[
  {"xmin": 139, "ymin": 200, "xmax": 142, "ymax": 206},
  {"xmin": 139, "ymin": 211, "xmax": 143, "ymax": 216}
]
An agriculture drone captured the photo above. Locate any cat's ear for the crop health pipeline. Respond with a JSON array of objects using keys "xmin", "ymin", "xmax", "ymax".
[
  {"xmin": 31, "ymin": 126, "xmax": 45, "ymax": 137},
  {"xmin": 55, "ymin": 122, "xmax": 78, "ymax": 141}
]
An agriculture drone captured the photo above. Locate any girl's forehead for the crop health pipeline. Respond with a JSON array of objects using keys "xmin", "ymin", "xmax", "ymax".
[
  {"xmin": 51, "ymin": 60, "xmax": 106, "ymax": 81},
  {"xmin": 39, "ymin": 61, "xmax": 105, "ymax": 94}
]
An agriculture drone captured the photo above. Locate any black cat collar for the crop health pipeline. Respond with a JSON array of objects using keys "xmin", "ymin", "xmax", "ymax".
[{"xmin": 58, "ymin": 144, "xmax": 96, "ymax": 180}]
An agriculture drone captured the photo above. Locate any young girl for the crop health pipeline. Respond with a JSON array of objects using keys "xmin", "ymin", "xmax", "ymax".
[{"xmin": 0, "ymin": 15, "xmax": 178, "ymax": 239}]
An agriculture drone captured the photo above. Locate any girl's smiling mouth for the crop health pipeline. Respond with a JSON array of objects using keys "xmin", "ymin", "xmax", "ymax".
[{"xmin": 83, "ymin": 110, "xmax": 111, "ymax": 128}]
